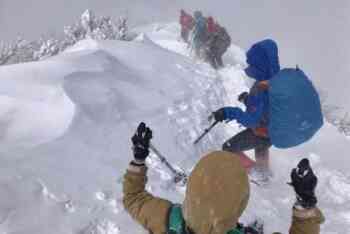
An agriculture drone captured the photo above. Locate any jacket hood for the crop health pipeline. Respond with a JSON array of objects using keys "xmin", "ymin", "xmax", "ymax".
[
  {"xmin": 245, "ymin": 39, "xmax": 280, "ymax": 81},
  {"xmin": 182, "ymin": 151, "xmax": 250, "ymax": 234}
]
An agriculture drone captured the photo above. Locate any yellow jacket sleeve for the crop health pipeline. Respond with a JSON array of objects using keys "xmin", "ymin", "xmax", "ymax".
[
  {"xmin": 289, "ymin": 207, "xmax": 325, "ymax": 234},
  {"xmin": 123, "ymin": 163, "xmax": 172, "ymax": 234}
]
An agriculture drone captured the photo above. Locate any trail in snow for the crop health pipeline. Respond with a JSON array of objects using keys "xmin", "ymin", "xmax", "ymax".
[
  {"xmin": 138, "ymin": 23, "xmax": 350, "ymax": 234},
  {"xmin": 0, "ymin": 22, "xmax": 348, "ymax": 234}
]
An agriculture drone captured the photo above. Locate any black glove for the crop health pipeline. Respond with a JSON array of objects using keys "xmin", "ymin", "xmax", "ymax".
[
  {"xmin": 238, "ymin": 92, "xmax": 249, "ymax": 104},
  {"xmin": 289, "ymin": 158, "xmax": 318, "ymax": 208},
  {"xmin": 131, "ymin": 122, "xmax": 153, "ymax": 162},
  {"xmin": 212, "ymin": 108, "xmax": 226, "ymax": 122}
]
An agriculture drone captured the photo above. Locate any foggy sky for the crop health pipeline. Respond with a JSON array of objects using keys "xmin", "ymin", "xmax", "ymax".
[{"xmin": 1, "ymin": 0, "xmax": 349, "ymax": 111}]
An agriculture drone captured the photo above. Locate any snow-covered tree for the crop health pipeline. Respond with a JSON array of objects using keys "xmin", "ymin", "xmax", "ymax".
[
  {"xmin": 81, "ymin": 9, "xmax": 95, "ymax": 36},
  {"xmin": 0, "ymin": 39, "xmax": 42, "ymax": 65},
  {"xmin": 321, "ymin": 91, "xmax": 350, "ymax": 136},
  {"xmin": 117, "ymin": 16, "xmax": 128, "ymax": 40},
  {"xmin": 333, "ymin": 113, "xmax": 350, "ymax": 136},
  {"xmin": 0, "ymin": 41, "xmax": 17, "ymax": 65},
  {"xmin": 0, "ymin": 9, "xmax": 132, "ymax": 66},
  {"xmin": 34, "ymin": 38, "xmax": 61, "ymax": 60},
  {"xmin": 63, "ymin": 9, "xmax": 129, "ymax": 42}
]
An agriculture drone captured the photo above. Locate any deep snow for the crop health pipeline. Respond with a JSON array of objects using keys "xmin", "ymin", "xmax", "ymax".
[{"xmin": 0, "ymin": 23, "xmax": 348, "ymax": 234}]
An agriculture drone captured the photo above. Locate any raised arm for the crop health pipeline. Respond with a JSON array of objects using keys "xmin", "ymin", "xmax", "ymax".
[
  {"xmin": 288, "ymin": 159, "xmax": 325, "ymax": 234},
  {"xmin": 213, "ymin": 93, "xmax": 265, "ymax": 128},
  {"xmin": 289, "ymin": 207, "xmax": 324, "ymax": 234},
  {"xmin": 122, "ymin": 122, "xmax": 172, "ymax": 234}
]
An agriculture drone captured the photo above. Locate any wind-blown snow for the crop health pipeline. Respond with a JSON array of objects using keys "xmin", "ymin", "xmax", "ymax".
[
  {"xmin": 0, "ymin": 61, "xmax": 75, "ymax": 151},
  {"xmin": 0, "ymin": 23, "xmax": 348, "ymax": 234}
]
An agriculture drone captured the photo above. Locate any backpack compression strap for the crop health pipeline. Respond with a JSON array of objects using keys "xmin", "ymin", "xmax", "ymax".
[
  {"xmin": 227, "ymin": 229, "xmax": 245, "ymax": 234},
  {"xmin": 168, "ymin": 204, "xmax": 187, "ymax": 234}
]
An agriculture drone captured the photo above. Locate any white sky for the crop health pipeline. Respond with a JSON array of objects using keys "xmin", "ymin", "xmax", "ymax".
[{"xmin": 1, "ymin": 0, "xmax": 349, "ymax": 112}]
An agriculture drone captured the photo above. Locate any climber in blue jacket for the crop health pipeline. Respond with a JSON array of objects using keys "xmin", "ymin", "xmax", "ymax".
[{"xmin": 213, "ymin": 39, "xmax": 280, "ymax": 182}]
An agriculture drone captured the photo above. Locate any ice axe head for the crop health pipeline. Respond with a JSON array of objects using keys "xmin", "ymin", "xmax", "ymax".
[{"xmin": 174, "ymin": 172, "xmax": 188, "ymax": 186}]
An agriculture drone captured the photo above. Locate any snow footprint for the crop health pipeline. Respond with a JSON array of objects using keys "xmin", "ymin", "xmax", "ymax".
[
  {"xmin": 95, "ymin": 191, "xmax": 121, "ymax": 214},
  {"xmin": 36, "ymin": 179, "xmax": 75, "ymax": 213}
]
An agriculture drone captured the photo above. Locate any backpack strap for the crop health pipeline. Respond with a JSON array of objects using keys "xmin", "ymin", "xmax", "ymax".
[
  {"xmin": 167, "ymin": 204, "xmax": 187, "ymax": 234},
  {"xmin": 226, "ymin": 224, "xmax": 246, "ymax": 234},
  {"xmin": 227, "ymin": 229, "xmax": 245, "ymax": 234},
  {"xmin": 167, "ymin": 204, "xmax": 246, "ymax": 234},
  {"xmin": 226, "ymin": 224, "xmax": 247, "ymax": 234}
]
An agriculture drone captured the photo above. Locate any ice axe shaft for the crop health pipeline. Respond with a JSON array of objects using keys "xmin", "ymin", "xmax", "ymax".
[
  {"xmin": 149, "ymin": 143, "xmax": 184, "ymax": 176},
  {"xmin": 193, "ymin": 120, "xmax": 219, "ymax": 145}
]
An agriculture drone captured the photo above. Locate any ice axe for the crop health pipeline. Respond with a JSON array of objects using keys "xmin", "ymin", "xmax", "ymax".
[{"xmin": 149, "ymin": 143, "xmax": 188, "ymax": 185}]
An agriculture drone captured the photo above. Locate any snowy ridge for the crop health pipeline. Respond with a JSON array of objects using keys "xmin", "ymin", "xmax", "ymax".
[{"xmin": 0, "ymin": 23, "xmax": 348, "ymax": 234}]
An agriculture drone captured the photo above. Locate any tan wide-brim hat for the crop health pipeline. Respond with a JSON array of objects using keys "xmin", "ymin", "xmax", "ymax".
[{"xmin": 183, "ymin": 151, "xmax": 250, "ymax": 234}]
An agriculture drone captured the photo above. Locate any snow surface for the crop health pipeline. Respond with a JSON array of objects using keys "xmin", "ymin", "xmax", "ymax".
[{"xmin": 0, "ymin": 23, "xmax": 348, "ymax": 234}]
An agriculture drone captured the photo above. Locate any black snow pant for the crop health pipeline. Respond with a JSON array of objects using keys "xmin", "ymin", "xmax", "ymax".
[
  {"xmin": 206, "ymin": 47, "xmax": 224, "ymax": 69},
  {"xmin": 222, "ymin": 129, "xmax": 272, "ymax": 156}
]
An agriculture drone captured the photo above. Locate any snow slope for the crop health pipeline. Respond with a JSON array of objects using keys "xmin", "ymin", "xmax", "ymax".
[{"xmin": 0, "ymin": 23, "xmax": 348, "ymax": 234}]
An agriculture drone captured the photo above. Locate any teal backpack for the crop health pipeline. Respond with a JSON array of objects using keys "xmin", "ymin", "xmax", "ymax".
[{"xmin": 167, "ymin": 204, "xmax": 245, "ymax": 234}]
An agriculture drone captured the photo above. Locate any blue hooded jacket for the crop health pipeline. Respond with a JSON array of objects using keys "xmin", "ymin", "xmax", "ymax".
[{"xmin": 223, "ymin": 39, "xmax": 280, "ymax": 130}]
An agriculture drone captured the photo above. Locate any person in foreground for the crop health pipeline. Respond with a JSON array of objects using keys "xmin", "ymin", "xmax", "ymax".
[{"xmin": 123, "ymin": 122, "xmax": 324, "ymax": 234}]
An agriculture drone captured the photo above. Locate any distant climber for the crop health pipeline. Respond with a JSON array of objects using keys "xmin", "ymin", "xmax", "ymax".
[
  {"xmin": 191, "ymin": 11, "xmax": 208, "ymax": 58},
  {"xmin": 206, "ymin": 16, "xmax": 218, "ymax": 35},
  {"xmin": 179, "ymin": 9, "xmax": 194, "ymax": 43},
  {"xmin": 205, "ymin": 22, "xmax": 231, "ymax": 69},
  {"xmin": 123, "ymin": 122, "xmax": 324, "ymax": 234},
  {"xmin": 185, "ymin": 13, "xmax": 231, "ymax": 69}
]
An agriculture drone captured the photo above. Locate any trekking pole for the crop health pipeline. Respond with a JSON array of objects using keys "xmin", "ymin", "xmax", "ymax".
[
  {"xmin": 193, "ymin": 120, "xmax": 219, "ymax": 145},
  {"xmin": 149, "ymin": 143, "xmax": 187, "ymax": 184}
]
